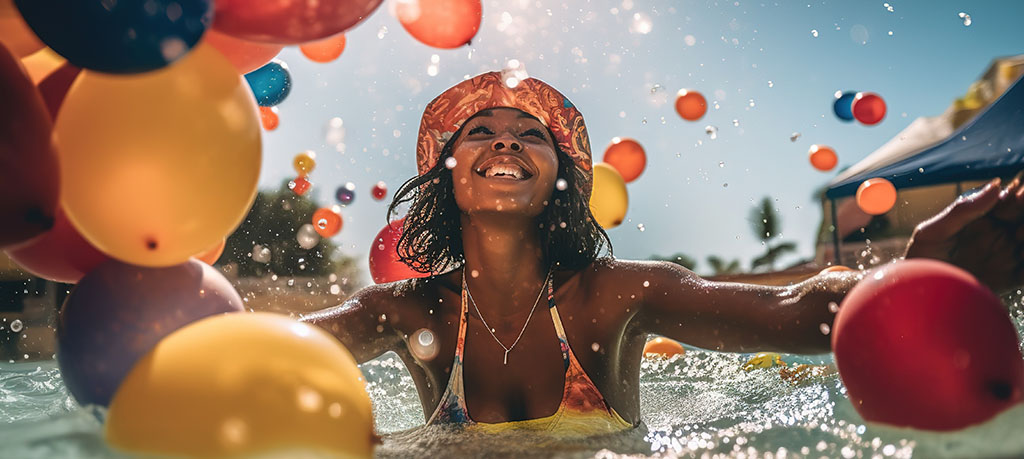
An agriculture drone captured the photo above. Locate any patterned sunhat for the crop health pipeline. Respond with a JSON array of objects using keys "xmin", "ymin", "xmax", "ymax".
[{"xmin": 415, "ymin": 71, "xmax": 593, "ymax": 197}]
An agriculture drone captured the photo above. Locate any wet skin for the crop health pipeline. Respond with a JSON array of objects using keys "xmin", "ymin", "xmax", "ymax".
[{"xmin": 302, "ymin": 108, "xmax": 1024, "ymax": 426}]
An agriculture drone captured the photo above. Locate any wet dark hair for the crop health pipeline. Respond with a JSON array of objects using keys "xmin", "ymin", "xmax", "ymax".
[{"xmin": 387, "ymin": 110, "xmax": 612, "ymax": 275}]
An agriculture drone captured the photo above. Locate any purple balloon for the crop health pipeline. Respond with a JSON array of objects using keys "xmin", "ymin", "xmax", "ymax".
[{"xmin": 56, "ymin": 259, "xmax": 243, "ymax": 407}]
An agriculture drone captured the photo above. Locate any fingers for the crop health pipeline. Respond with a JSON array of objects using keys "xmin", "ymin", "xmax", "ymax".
[
  {"xmin": 992, "ymin": 175, "xmax": 1024, "ymax": 222},
  {"xmin": 915, "ymin": 179, "xmax": 1002, "ymax": 243}
]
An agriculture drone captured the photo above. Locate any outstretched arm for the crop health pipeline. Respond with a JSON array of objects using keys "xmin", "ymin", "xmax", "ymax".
[
  {"xmin": 299, "ymin": 285, "xmax": 403, "ymax": 364},
  {"xmin": 633, "ymin": 260, "xmax": 858, "ymax": 354}
]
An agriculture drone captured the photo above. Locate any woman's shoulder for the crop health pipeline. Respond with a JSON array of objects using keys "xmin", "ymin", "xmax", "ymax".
[
  {"xmin": 576, "ymin": 256, "xmax": 689, "ymax": 283},
  {"xmin": 348, "ymin": 271, "xmax": 460, "ymax": 311}
]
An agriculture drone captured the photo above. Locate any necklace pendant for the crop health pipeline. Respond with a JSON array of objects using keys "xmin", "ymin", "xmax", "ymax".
[{"xmin": 503, "ymin": 350, "xmax": 509, "ymax": 365}]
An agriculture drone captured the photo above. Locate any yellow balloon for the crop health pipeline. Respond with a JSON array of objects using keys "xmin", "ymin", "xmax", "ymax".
[
  {"xmin": 55, "ymin": 42, "xmax": 261, "ymax": 267},
  {"xmin": 589, "ymin": 162, "xmax": 628, "ymax": 229},
  {"xmin": 19, "ymin": 46, "xmax": 63, "ymax": 83},
  {"xmin": 106, "ymin": 312, "xmax": 374, "ymax": 458},
  {"xmin": 293, "ymin": 150, "xmax": 316, "ymax": 176},
  {"xmin": 0, "ymin": 0, "xmax": 44, "ymax": 58}
]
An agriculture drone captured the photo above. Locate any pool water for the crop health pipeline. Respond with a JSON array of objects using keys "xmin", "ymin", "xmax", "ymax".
[{"xmin": 2, "ymin": 297, "xmax": 1023, "ymax": 459}]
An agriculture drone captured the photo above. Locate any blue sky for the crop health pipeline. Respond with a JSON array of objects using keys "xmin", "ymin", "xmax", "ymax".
[{"xmin": 259, "ymin": 0, "xmax": 1024, "ymax": 277}]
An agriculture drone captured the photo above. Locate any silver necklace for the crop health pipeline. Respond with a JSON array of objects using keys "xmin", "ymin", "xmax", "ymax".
[{"xmin": 463, "ymin": 268, "xmax": 551, "ymax": 365}]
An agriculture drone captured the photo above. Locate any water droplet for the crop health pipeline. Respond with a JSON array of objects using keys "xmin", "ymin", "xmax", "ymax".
[
  {"xmin": 410, "ymin": 328, "xmax": 440, "ymax": 361},
  {"xmin": 591, "ymin": 342, "xmax": 601, "ymax": 352},
  {"xmin": 811, "ymin": 29, "xmax": 819, "ymax": 38},
  {"xmin": 828, "ymin": 301, "xmax": 840, "ymax": 313},
  {"xmin": 297, "ymin": 224, "xmax": 321, "ymax": 249},
  {"xmin": 637, "ymin": 223, "xmax": 645, "ymax": 232},
  {"xmin": 767, "ymin": 80, "xmax": 774, "ymax": 88},
  {"xmin": 732, "ymin": 119, "xmax": 739, "ymax": 127},
  {"xmin": 650, "ymin": 84, "xmax": 663, "ymax": 94},
  {"xmin": 958, "ymin": 12, "xmax": 971, "ymax": 26},
  {"xmin": 629, "ymin": 12, "xmax": 653, "ymax": 34},
  {"xmin": 819, "ymin": 323, "xmax": 831, "ymax": 335},
  {"xmin": 643, "ymin": 280, "xmax": 650, "ymax": 287},
  {"xmin": 471, "ymin": 269, "xmax": 479, "ymax": 278},
  {"xmin": 377, "ymin": 25, "xmax": 389, "ymax": 39},
  {"xmin": 684, "ymin": 34, "xmax": 697, "ymax": 46},
  {"xmin": 445, "ymin": 157, "xmax": 458, "ymax": 169},
  {"xmin": 883, "ymin": 3, "xmax": 893, "ymax": 13},
  {"xmin": 10, "ymin": 320, "xmax": 23, "ymax": 333},
  {"xmin": 251, "ymin": 244, "xmax": 272, "ymax": 263},
  {"xmin": 329, "ymin": 284, "xmax": 341, "ymax": 295},
  {"xmin": 555, "ymin": 178, "xmax": 568, "ymax": 191},
  {"xmin": 718, "ymin": 161, "xmax": 725, "ymax": 168},
  {"xmin": 790, "ymin": 132, "xmax": 802, "ymax": 142},
  {"xmin": 704, "ymin": 125, "xmax": 718, "ymax": 139}
]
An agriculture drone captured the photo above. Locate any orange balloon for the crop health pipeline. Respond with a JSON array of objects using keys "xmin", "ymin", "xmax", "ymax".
[
  {"xmin": 194, "ymin": 239, "xmax": 226, "ymax": 265},
  {"xmin": 312, "ymin": 207, "xmax": 342, "ymax": 237},
  {"xmin": 808, "ymin": 144, "xmax": 838, "ymax": 172},
  {"xmin": 300, "ymin": 34, "xmax": 346, "ymax": 63},
  {"xmin": 675, "ymin": 89, "xmax": 706, "ymax": 121},
  {"xmin": 602, "ymin": 137, "xmax": 646, "ymax": 183},
  {"xmin": 397, "ymin": 0, "xmax": 482, "ymax": 49},
  {"xmin": 856, "ymin": 178, "xmax": 897, "ymax": 215},
  {"xmin": 644, "ymin": 337, "xmax": 685, "ymax": 357},
  {"xmin": 204, "ymin": 30, "xmax": 282, "ymax": 74},
  {"xmin": 259, "ymin": 106, "xmax": 279, "ymax": 131},
  {"xmin": 820, "ymin": 265, "xmax": 853, "ymax": 274}
]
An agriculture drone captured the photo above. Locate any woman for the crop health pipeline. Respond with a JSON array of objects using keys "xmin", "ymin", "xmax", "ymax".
[{"xmin": 302, "ymin": 72, "xmax": 1024, "ymax": 435}]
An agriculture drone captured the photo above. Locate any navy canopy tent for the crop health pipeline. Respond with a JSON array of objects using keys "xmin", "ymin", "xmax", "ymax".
[{"xmin": 826, "ymin": 74, "xmax": 1024, "ymax": 199}]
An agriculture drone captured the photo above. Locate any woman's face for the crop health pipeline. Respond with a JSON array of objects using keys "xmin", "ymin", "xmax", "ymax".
[{"xmin": 449, "ymin": 108, "xmax": 559, "ymax": 218}]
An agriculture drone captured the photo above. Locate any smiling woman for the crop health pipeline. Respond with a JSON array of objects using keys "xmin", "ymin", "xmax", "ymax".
[{"xmin": 299, "ymin": 71, "xmax": 1024, "ymax": 437}]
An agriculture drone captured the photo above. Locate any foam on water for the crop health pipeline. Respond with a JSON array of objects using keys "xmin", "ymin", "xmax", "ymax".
[{"xmin": 1, "ymin": 295, "xmax": 1023, "ymax": 458}]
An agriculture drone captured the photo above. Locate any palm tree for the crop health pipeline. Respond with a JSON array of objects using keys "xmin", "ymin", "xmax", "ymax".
[
  {"xmin": 706, "ymin": 255, "xmax": 742, "ymax": 275},
  {"xmin": 748, "ymin": 196, "xmax": 797, "ymax": 272},
  {"xmin": 649, "ymin": 253, "xmax": 698, "ymax": 271}
]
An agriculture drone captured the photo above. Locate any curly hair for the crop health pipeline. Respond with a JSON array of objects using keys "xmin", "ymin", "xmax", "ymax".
[{"xmin": 387, "ymin": 113, "xmax": 612, "ymax": 275}]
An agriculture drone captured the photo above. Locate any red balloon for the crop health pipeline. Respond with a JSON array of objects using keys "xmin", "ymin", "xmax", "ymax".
[
  {"xmin": 259, "ymin": 106, "xmax": 279, "ymax": 131},
  {"xmin": 299, "ymin": 33, "xmax": 346, "ymax": 63},
  {"xmin": 808, "ymin": 144, "xmax": 838, "ymax": 172},
  {"xmin": 204, "ymin": 30, "xmax": 283, "ymax": 74},
  {"xmin": 397, "ymin": 0, "xmax": 482, "ymax": 49},
  {"xmin": 852, "ymin": 92, "xmax": 886, "ymax": 125},
  {"xmin": 36, "ymin": 61, "xmax": 80, "ymax": 119},
  {"xmin": 289, "ymin": 176, "xmax": 311, "ymax": 195},
  {"xmin": 371, "ymin": 181, "xmax": 387, "ymax": 201},
  {"xmin": 833, "ymin": 259, "xmax": 1023, "ymax": 430},
  {"xmin": 674, "ymin": 89, "xmax": 706, "ymax": 121},
  {"xmin": 0, "ymin": 42, "xmax": 58, "ymax": 248},
  {"xmin": 312, "ymin": 207, "xmax": 342, "ymax": 237},
  {"xmin": 856, "ymin": 177, "xmax": 897, "ymax": 215},
  {"xmin": 213, "ymin": 0, "xmax": 383, "ymax": 45},
  {"xmin": 602, "ymin": 137, "xmax": 646, "ymax": 183},
  {"xmin": 5, "ymin": 206, "xmax": 108, "ymax": 283},
  {"xmin": 369, "ymin": 218, "xmax": 430, "ymax": 284}
]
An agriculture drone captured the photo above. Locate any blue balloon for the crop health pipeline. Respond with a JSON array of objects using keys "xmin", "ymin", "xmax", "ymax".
[
  {"xmin": 335, "ymin": 182, "xmax": 356, "ymax": 205},
  {"xmin": 833, "ymin": 91, "xmax": 857, "ymax": 122},
  {"xmin": 245, "ymin": 60, "xmax": 292, "ymax": 107},
  {"xmin": 14, "ymin": 0, "xmax": 210, "ymax": 74}
]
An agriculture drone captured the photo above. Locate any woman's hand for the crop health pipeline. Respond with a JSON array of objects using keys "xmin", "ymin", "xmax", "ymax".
[{"xmin": 905, "ymin": 176, "xmax": 1024, "ymax": 294}]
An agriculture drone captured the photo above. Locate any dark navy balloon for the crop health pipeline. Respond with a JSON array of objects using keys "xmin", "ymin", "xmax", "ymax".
[
  {"xmin": 833, "ymin": 91, "xmax": 857, "ymax": 122},
  {"xmin": 14, "ymin": 0, "xmax": 211, "ymax": 74},
  {"xmin": 335, "ymin": 182, "xmax": 356, "ymax": 205},
  {"xmin": 245, "ymin": 60, "xmax": 292, "ymax": 107},
  {"xmin": 57, "ymin": 259, "xmax": 243, "ymax": 407}
]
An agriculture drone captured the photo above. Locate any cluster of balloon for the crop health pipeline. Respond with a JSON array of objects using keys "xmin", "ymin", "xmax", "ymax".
[
  {"xmin": 856, "ymin": 177, "xmax": 897, "ymax": 215},
  {"xmin": 259, "ymin": 106, "xmax": 280, "ymax": 131},
  {"xmin": 369, "ymin": 218, "xmax": 430, "ymax": 284},
  {"xmin": 312, "ymin": 207, "xmax": 343, "ymax": 238},
  {"xmin": 14, "ymin": 0, "xmax": 209, "ymax": 73},
  {"xmin": 675, "ymin": 89, "xmax": 707, "ymax": 121},
  {"xmin": 832, "ymin": 259, "xmax": 1023, "ymax": 430},
  {"xmin": 245, "ymin": 60, "xmax": 292, "ymax": 107},
  {"xmin": 808, "ymin": 144, "xmax": 838, "ymax": 172},
  {"xmin": 589, "ymin": 163, "xmax": 629, "ymax": 229},
  {"xmin": 213, "ymin": 0, "xmax": 382, "ymax": 44},
  {"xmin": 643, "ymin": 337, "xmax": 685, "ymax": 358},
  {"xmin": 106, "ymin": 313, "xmax": 374, "ymax": 458},
  {"xmin": 372, "ymin": 181, "xmax": 388, "ymax": 201},
  {"xmin": 835, "ymin": 90, "xmax": 886, "ymax": 125},
  {"xmin": 396, "ymin": 0, "xmax": 483, "ymax": 49},
  {"xmin": 57, "ymin": 260, "xmax": 244, "ymax": 407},
  {"xmin": 336, "ymin": 182, "xmax": 357, "ymax": 205},
  {"xmin": 0, "ymin": 43, "xmax": 58, "ymax": 249},
  {"xmin": 289, "ymin": 176, "xmax": 312, "ymax": 196},
  {"xmin": 603, "ymin": 137, "xmax": 646, "ymax": 183},
  {"xmin": 300, "ymin": 34, "xmax": 347, "ymax": 63}
]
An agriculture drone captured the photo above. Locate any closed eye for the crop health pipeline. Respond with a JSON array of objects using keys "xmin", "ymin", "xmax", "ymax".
[
  {"xmin": 521, "ymin": 128, "xmax": 546, "ymax": 140},
  {"xmin": 468, "ymin": 125, "xmax": 494, "ymax": 136}
]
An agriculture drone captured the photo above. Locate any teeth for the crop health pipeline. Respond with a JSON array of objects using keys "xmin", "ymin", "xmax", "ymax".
[{"xmin": 484, "ymin": 164, "xmax": 524, "ymax": 179}]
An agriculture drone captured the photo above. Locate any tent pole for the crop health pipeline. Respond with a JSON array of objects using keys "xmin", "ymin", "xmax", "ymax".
[
  {"xmin": 830, "ymin": 198, "xmax": 842, "ymax": 266},
  {"xmin": 955, "ymin": 182, "xmax": 962, "ymax": 195}
]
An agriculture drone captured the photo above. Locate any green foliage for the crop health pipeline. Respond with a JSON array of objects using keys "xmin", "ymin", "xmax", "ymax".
[
  {"xmin": 706, "ymin": 255, "xmax": 742, "ymax": 276},
  {"xmin": 748, "ymin": 196, "xmax": 797, "ymax": 272},
  {"xmin": 649, "ymin": 253, "xmax": 698, "ymax": 271},
  {"xmin": 222, "ymin": 182, "xmax": 350, "ymax": 277}
]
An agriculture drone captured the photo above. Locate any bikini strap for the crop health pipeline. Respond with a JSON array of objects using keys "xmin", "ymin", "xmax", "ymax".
[{"xmin": 546, "ymin": 277, "xmax": 572, "ymax": 371}]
